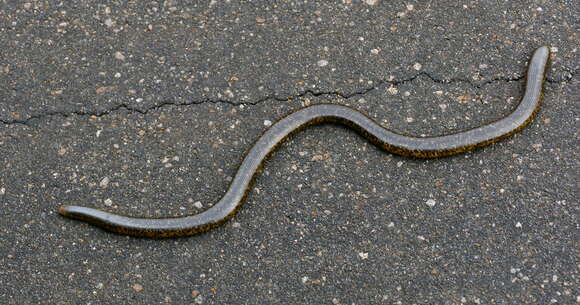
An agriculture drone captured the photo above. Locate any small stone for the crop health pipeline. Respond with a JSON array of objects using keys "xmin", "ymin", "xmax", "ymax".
[
  {"xmin": 371, "ymin": 48, "xmax": 380, "ymax": 55},
  {"xmin": 405, "ymin": 117, "xmax": 414, "ymax": 123},
  {"xmin": 317, "ymin": 59, "xmax": 329, "ymax": 67},
  {"xmin": 311, "ymin": 155, "xmax": 325, "ymax": 161},
  {"xmin": 301, "ymin": 276, "xmax": 309, "ymax": 283},
  {"xmin": 104, "ymin": 18, "xmax": 114, "ymax": 27},
  {"xmin": 104, "ymin": 198, "xmax": 113, "ymax": 206},
  {"xmin": 99, "ymin": 177, "xmax": 110, "ymax": 188},
  {"xmin": 255, "ymin": 17, "xmax": 266, "ymax": 23},
  {"xmin": 406, "ymin": 4, "xmax": 414, "ymax": 10},
  {"xmin": 23, "ymin": 3, "xmax": 32, "ymax": 9},
  {"xmin": 132, "ymin": 283, "xmax": 143, "ymax": 292},
  {"xmin": 457, "ymin": 95, "xmax": 470, "ymax": 104},
  {"xmin": 358, "ymin": 252, "xmax": 368, "ymax": 259},
  {"xmin": 50, "ymin": 90, "xmax": 63, "ymax": 96},
  {"xmin": 263, "ymin": 120, "xmax": 272, "ymax": 127},
  {"xmin": 425, "ymin": 199, "xmax": 436, "ymax": 207},
  {"xmin": 413, "ymin": 62, "xmax": 422, "ymax": 70},
  {"xmin": 96, "ymin": 86, "xmax": 116, "ymax": 94},
  {"xmin": 0, "ymin": 188, "xmax": 5, "ymax": 195},
  {"xmin": 191, "ymin": 290, "xmax": 200, "ymax": 297},
  {"xmin": 387, "ymin": 86, "xmax": 398, "ymax": 94},
  {"xmin": 115, "ymin": 51, "xmax": 125, "ymax": 61},
  {"xmin": 364, "ymin": 0, "xmax": 379, "ymax": 5},
  {"xmin": 193, "ymin": 201, "xmax": 203, "ymax": 209},
  {"xmin": 224, "ymin": 89, "xmax": 234, "ymax": 98},
  {"xmin": 515, "ymin": 222, "xmax": 522, "ymax": 228},
  {"xmin": 232, "ymin": 222, "xmax": 241, "ymax": 228}
]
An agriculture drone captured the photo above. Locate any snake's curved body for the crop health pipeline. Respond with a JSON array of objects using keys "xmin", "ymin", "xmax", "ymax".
[{"xmin": 58, "ymin": 46, "xmax": 550, "ymax": 238}]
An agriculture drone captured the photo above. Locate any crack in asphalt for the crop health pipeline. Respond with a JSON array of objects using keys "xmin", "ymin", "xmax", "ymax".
[{"xmin": 0, "ymin": 70, "xmax": 575, "ymax": 127}]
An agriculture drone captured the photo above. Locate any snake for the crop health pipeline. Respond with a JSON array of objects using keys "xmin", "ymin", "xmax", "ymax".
[{"xmin": 58, "ymin": 46, "xmax": 550, "ymax": 238}]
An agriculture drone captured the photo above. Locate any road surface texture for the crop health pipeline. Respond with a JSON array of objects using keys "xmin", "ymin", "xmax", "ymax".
[{"xmin": 0, "ymin": 1, "xmax": 577, "ymax": 304}]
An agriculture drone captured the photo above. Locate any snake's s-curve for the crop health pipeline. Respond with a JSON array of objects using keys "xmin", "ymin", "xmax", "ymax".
[{"xmin": 58, "ymin": 46, "xmax": 550, "ymax": 238}]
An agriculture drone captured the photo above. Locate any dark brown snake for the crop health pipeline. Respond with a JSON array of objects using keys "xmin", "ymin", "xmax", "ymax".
[{"xmin": 58, "ymin": 46, "xmax": 550, "ymax": 238}]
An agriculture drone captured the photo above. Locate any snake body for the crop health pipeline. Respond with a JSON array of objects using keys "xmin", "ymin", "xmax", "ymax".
[{"xmin": 58, "ymin": 46, "xmax": 550, "ymax": 238}]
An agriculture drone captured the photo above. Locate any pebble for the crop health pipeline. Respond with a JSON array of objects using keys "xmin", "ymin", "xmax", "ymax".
[
  {"xmin": 364, "ymin": 0, "xmax": 379, "ymax": 5},
  {"xmin": 193, "ymin": 201, "xmax": 203, "ymax": 209},
  {"xmin": 413, "ymin": 62, "xmax": 422, "ymax": 70},
  {"xmin": 99, "ymin": 177, "xmax": 110, "ymax": 188},
  {"xmin": 263, "ymin": 120, "xmax": 272, "ymax": 127},
  {"xmin": 194, "ymin": 295, "xmax": 204, "ymax": 304},
  {"xmin": 0, "ymin": 187, "xmax": 5, "ymax": 195},
  {"xmin": 132, "ymin": 283, "xmax": 143, "ymax": 292},
  {"xmin": 104, "ymin": 198, "xmax": 113, "ymax": 206},
  {"xmin": 114, "ymin": 51, "xmax": 125, "ymax": 61},
  {"xmin": 104, "ymin": 18, "xmax": 114, "ymax": 27},
  {"xmin": 317, "ymin": 59, "xmax": 329, "ymax": 67},
  {"xmin": 425, "ymin": 199, "xmax": 436, "ymax": 207}
]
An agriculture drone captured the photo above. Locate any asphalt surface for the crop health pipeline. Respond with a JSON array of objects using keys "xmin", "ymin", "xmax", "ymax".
[{"xmin": 0, "ymin": 1, "xmax": 578, "ymax": 304}]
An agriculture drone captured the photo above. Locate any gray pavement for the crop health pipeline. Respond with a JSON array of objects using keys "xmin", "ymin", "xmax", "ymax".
[{"xmin": 0, "ymin": 1, "xmax": 578, "ymax": 304}]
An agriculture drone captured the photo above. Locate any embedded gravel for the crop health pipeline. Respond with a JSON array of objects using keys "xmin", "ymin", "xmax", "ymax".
[{"xmin": 0, "ymin": 1, "xmax": 578, "ymax": 304}]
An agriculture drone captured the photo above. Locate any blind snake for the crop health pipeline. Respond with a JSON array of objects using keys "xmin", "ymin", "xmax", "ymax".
[{"xmin": 58, "ymin": 46, "xmax": 550, "ymax": 238}]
